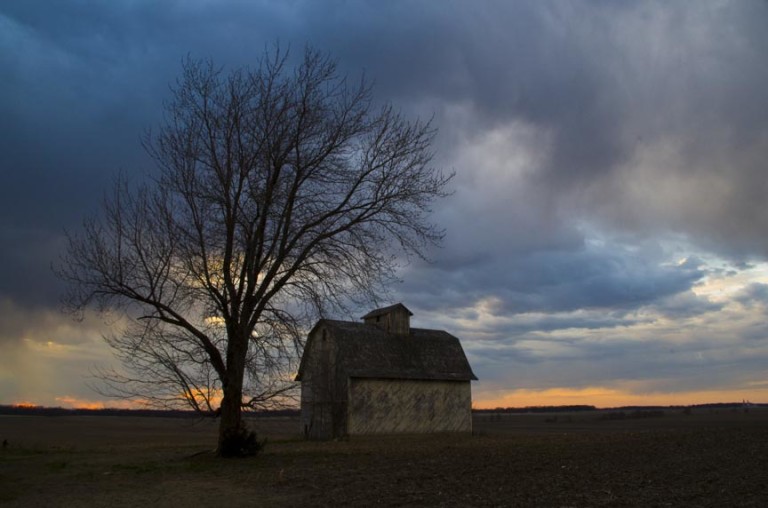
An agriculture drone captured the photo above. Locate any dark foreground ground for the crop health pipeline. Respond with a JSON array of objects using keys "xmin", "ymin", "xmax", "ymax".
[{"xmin": 1, "ymin": 408, "xmax": 767, "ymax": 507}]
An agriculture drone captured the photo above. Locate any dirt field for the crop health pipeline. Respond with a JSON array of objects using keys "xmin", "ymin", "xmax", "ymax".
[{"xmin": 1, "ymin": 409, "xmax": 767, "ymax": 507}]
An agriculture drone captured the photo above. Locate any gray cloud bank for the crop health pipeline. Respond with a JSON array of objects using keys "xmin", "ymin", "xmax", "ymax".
[{"xmin": 2, "ymin": 0, "xmax": 768, "ymax": 405}]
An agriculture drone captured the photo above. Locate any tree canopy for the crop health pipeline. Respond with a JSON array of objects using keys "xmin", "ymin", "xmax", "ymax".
[{"xmin": 57, "ymin": 46, "xmax": 452, "ymax": 455}]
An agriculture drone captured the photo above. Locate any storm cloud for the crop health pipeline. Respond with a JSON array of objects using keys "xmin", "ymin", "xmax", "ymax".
[{"xmin": 2, "ymin": 0, "xmax": 768, "ymax": 407}]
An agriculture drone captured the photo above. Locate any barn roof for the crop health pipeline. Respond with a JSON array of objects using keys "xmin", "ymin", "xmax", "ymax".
[
  {"xmin": 295, "ymin": 319, "xmax": 478, "ymax": 382},
  {"xmin": 361, "ymin": 303, "xmax": 413, "ymax": 319}
]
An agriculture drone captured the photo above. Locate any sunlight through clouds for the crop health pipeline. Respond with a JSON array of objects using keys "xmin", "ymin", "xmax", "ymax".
[
  {"xmin": 0, "ymin": 300, "xmax": 123, "ymax": 407},
  {"xmin": 406, "ymin": 246, "xmax": 768, "ymax": 408}
]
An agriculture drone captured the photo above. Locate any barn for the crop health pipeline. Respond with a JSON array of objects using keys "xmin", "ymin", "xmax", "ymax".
[{"xmin": 296, "ymin": 303, "xmax": 477, "ymax": 440}]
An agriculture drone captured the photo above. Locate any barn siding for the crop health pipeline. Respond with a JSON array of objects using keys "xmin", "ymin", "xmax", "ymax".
[
  {"xmin": 347, "ymin": 378, "xmax": 472, "ymax": 434},
  {"xmin": 300, "ymin": 326, "xmax": 348, "ymax": 440},
  {"xmin": 362, "ymin": 303, "xmax": 412, "ymax": 335}
]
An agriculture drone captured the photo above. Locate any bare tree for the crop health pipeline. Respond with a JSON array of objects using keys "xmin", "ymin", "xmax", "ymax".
[{"xmin": 57, "ymin": 46, "xmax": 451, "ymax": 456}]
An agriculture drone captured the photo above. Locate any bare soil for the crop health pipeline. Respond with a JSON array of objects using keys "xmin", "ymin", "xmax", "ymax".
[{"xmin": 1, "ymin": 409, "xmax": 767, "ymax": 507}]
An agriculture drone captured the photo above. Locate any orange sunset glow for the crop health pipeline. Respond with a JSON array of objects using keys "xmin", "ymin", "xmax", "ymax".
[{"xmin": 474, "ymin": 386, "xmax": 768, "ymax": 410}]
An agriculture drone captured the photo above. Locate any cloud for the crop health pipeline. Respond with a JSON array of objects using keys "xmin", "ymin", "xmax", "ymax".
[
  {"xmin": 461, "ymin": 277, "xmax": 768, "ymax": 404},
  {"xmin": 0, "ymin": 298, "xmax": 112, "ymax": 347},
  {"xmin": 400, "ymin": 232, "xmax": 708, "ymax": 318},
  {"xmin": 53, "ymin": 395, "xmax": 136, "ymax": 410},
  {"xmin": 367, "ymin": 0, "xmax": 768, "ymax": 261},
  {"xmin": 735, "ymin": 283, "xmax": 768, "ymax": 308},
  {"xmin": 2, "ymin": 0, "xmax": 768, "ymax": 407},
  {"xmin": 0, "ymin": 298, "xmax": 123, "ymax": 406}
]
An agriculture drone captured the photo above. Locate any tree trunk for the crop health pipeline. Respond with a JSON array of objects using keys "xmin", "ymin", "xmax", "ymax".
[
  {"xmin": 217, "ymin": 385, "xmax": 244, "ymax": 456},
  {"xmin": 217, "ymin": 334, "xmax": 255, "ymax": 456}
]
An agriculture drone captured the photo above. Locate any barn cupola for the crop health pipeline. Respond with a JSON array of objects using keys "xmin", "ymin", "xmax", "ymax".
[{"xmin": 362, "ymin": 303, "xmax": 413, "ymax": 336}]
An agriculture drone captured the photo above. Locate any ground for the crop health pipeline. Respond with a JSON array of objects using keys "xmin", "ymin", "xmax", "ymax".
[{"xmin": 1, "ymin": 409, "xmax": 767, "ymax": 507}]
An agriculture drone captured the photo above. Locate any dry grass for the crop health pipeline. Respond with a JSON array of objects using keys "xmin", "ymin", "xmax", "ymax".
[{"xmin": 1, "ymin": 409, "xmax": 767, "ymax": 507}]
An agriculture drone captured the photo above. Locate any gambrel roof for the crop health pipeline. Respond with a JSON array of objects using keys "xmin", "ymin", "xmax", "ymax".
[{"xmin": 296, "ymin": 319, "xmax": 478, "ymax": 382}]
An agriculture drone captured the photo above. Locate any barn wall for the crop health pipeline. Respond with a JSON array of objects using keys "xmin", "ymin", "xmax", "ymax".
[
  {"xmin": 300, "ymin": 380, "xmax": 333, "ymax": 440},
  {"xmin": 363, "ymin": 306, "xmax": 411, "ymax": 335},
  {"xmin": 347, "ymin": 379, "xmax": 472, "ymax": 434},
  {"xmin": 299, "ymin": 329, "xmax": 325, "ymax": 439},
  {"xmin": 300, "ymin": 326, "xmax": 348, "ymax": 440}
]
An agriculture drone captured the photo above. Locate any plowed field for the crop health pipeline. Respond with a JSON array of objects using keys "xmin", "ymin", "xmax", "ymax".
[{"xmin": 1, "ymin": 409, "xmax": 766, "ymax": 507}]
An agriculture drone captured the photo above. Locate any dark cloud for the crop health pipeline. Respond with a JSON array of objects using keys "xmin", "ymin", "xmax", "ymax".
[
  {"xmin": 464, "ymin": 311, "xmax": 648, "ymax": 339},
  {"xmin": 651, "ymin": 291, "xmax": 722, "ymax": 319},
  {"xmin": 399, "ymin": 237, "xmax": 706, "ymax": 316},
  {"xmin": 465, "ymin": 309, "xmax": 768, "ymax": 395},
  {"xmin": 0, "ymin": 225, "xmax": 65, "ymax": 307},
  {"xmin": 2, "ymin": 0, "xmax": 768, "ymax": 404},
  {"xmin": 4, "ymin": 0, "xmax": 768, "ymax": 251},
  {"xmin": 736, "ymin": 283, "xmax": 768, "ymax": 308}
]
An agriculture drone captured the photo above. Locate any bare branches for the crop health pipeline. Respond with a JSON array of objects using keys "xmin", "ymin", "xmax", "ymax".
[{"xmin": 58, "ymin": 46, "xmax": 451, "ymax": 448}]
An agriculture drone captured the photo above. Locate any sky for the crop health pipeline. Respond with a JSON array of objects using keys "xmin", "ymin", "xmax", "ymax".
[{"xmin": 2, "ymin": 0, "xmax": 768, "ymax": 410}]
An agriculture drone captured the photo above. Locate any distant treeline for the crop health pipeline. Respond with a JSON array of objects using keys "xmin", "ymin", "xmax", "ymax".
[
  {"xmin": 605, "ymin": 402, "xmax": 767, "ymax": 411},
  {"xmin": 474, "ymin": 405, "xmax": 597, "ymax": 414},
  {"xmin": 474, "ymin": 402, "xmax": 767, "ymax": 414},
  {"xmin": 0, "ymin": 405, "xmax": 300, "ymax": 418},
  {"xmin": 3, "ymin": 402, "xmax": 763, "ymax": 418}
]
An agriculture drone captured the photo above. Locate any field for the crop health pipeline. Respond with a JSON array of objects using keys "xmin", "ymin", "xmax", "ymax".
[{"xmin": 1, "ymin": 409, "xmax": 767, "ymax": 507}]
